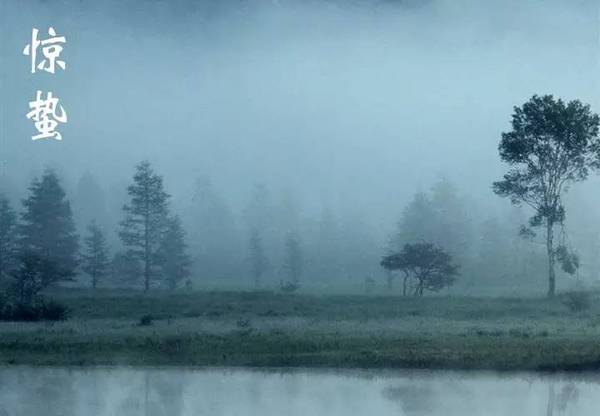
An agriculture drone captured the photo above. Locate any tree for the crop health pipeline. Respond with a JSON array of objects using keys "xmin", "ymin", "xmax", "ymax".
[
  {"xmin": 389, "ymin": 180, "xmax": 471, "ymax": 259},
  {"xmin": 282, "ymin": 232, "xmax": 303, "ymax": 289},
  {"xmin": 81, "ymin": 221, "xmax": 110, "ymax": 289},
  {"xmin": 389, "ymin": 192, "xmax": 435, "ymax": 252},
  {"xmin": 18, "ymin": 169, "xmax": 79, "ymax": 285},
  {"xmin": 186, "ymin": 176, "xmax": 239, "ymax": 281},
  {"xmin": 111, "ymin": 251, "xmax": 141, "ymax": 287},
  {"xmin": 10, "ymin": 252, "xmax": 61, "ymax": 304},
  {"xmin": 381, "ymin": 242, "xmax": 459, "ymax": 297},
  {"xmin": 493, "ymin": 95, "xmax": 600, "ymax": 297},
  {"xmin": 73, "ymin": 172, "xmax": 108, "ymax": 233},
  {"xmin": 158, "ymin": 215, "xmax": 191, "ymax": 289},
  {"xmin": 248, "ymin": 229, "xmax": 267, "ymax": 288},
  {"xmin": 0, "ymin": 195, "xmax": 18, "ymax": 279},
  {"xmin": 119, "ymin": 161, "xmax": 170, "ymax": 291},
  {"xmin": 429, "ymin": 178, "xmax": 472, "ymax": 259}
]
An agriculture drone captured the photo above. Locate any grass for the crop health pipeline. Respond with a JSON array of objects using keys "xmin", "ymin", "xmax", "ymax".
[{"xmin": 2, "ymin": 289, "xmax": 600, "ymax": 371}]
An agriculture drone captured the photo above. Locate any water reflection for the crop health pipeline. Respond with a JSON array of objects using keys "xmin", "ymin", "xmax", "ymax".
[{"xmin": 0, "ymin": 367, "xmax": 597, "ymax": 415}]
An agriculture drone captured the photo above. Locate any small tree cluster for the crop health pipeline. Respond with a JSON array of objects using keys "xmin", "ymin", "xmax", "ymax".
[{"xmin": 0, "ymin": 170, "xmax": 77, "ymax": 319}]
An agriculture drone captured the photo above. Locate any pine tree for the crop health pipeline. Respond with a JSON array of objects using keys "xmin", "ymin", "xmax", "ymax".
[
  {"xmin": 389, "ymin": 191, "xmax": 435, "ymax": 252},
  {"xmin": 0, "ymin": 195, "xmax": 18, "ymax": 278},
  {"xmin": 248, "ymin": 229, "xmax": 267, "ymax": 288},
  {"xmin": 187, "ymin": 176, "xmax": 238, "ymax": 280},
  {"xmin": 18, "ymin": 170, "xmax": 79, "ymax": 285},
  {"xmin": 119, "ymin": 161, "xmax": 170, "ymax": 291},
  {"xmin": 74, "ymin": 172, "xmax": 108, "ymax": 232},
  {"xmin": 111, "ymin": 251, "xmax": 141, "ymax": 287},
  {"xmin": 282, "ymin": 232, "xmax": 303, "ymax": 288},
  {"xmin": 158, "ymin": 215, "xmax": 191, "ymax": 289},
  {"xmin": 81, "ymin": 220, "xmax": 110, "ymax": 289}
]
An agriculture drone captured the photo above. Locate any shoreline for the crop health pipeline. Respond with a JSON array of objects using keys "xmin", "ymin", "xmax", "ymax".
[{"xmin": 2, "ymin": 290, "xmax": 600, "ymax": 372}]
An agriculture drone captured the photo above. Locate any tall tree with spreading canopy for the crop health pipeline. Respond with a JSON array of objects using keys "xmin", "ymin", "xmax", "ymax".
[
  {"xmin": 0, "ymin": 195, "xmax": 18, "ymax": 279},
  {"xmin": 81, "ymin": 220, "xmax": 110, "ymax": 289},
  {"xmin": 493, "ymin": 95, "xmax": 600, "ymax": 297},
  {"xmin": 120, "ymin": 161, "xmax": 170, "ymax": 291},
  {"xmin": 18, "ymin": 170, "xmax": 79, "ymax": 285},
  {"xmin": 158, "ymin": 215, "xmax": 191, "ymax": 289}
]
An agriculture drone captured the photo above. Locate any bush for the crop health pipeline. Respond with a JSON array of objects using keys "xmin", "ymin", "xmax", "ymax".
[
  {"xmin": 280, "ymin": 281, "xmax": 300, "ymax": 293},
  {"xmin": 40, "ymin": 300, "xmax": 70, "ymax": 321},
  {"xmin": 138, "ymin": 314, "xmax": 154, "ymax": 326},
  {"xmin": 0, "ymin": 296, "xmax": 70, "ymax": 321},
  {"xmin": 561, "ymin": 291, "xmax": 591, "ymax": 313},
  {"xmin": 236, "ymin": 318, "xmax": 251, "ymax": 328}
]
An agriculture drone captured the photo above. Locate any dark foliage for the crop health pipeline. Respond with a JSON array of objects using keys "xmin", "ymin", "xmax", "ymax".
[
  {"xmin": 555, "ymin": 245, "xmax": 579, "ymax": 275},
  {"xmin": 138, "ymin": 314, "xmax": 154, "ymax": 326},
  {"xmin": 381, "ymin": 242, "xmax": 459, "ymax": 296},
  {"xmin": 0, "ymin": 296, "xmax": 69, "ymax": 321},
  {"xmin": 18, "ymin": 170, "xmax": 79, "ymax": 285},
  {"xmin": 10, "ymin": 252, "xmax": 62, "ymax": 304}
]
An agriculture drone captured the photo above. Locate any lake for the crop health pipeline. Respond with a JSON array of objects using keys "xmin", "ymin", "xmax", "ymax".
[{"xmin": 0, "ymin": 367, "xmax": 596, "ymax": 415}]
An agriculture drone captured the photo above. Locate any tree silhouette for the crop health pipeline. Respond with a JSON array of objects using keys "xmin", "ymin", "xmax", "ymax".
[
  {"xmin": 81, "ymin": 220, "xmax": 110, "ymax": 289},
  {"xmin": 248, "ymin": 229, "xmax": 267, "ymax": 288},
  {"xmin": 158, "ymin": 215, "xmax": 191, "ymax": 289},
  {"xmin": 381, "ymin": 242, "xmax": 459, "ymax": 296}
]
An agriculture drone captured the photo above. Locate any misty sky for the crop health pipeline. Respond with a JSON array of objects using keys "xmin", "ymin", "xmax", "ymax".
[{"xmin": 1, "ymin": 0, "xmax": 599, "ymax": 236}]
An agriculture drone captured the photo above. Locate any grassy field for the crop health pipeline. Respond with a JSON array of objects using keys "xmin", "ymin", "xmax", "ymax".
[{"xmin": 2, "ymin": 289, "xmax": 600, "ymax": 371}]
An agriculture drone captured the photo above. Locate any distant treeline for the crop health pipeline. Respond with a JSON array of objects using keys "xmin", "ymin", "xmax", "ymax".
[{"xmin": 3, "ymin": 95, "xmax": 600, "ymax": 300}]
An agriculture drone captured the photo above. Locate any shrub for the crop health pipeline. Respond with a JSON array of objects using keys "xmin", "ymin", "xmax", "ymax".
[
  {"xmin": 236, "ymin": 318, "xmax": 251, "ymax": 328},
  {"xmin": 138, "ymin": 314, "xmax": 154, "ymax": 326},
  {"xmin": 40, "ymin": 300, "xmax": 70, "ymax": 321},
  {"xmin": 280, "ymin": 281, "xmax": 300, "ymax": 293},
  {"xmin": 561, "ymin": 291, "xmax": 591, "ymax": 313},
  {"xmin": 0, "ymin": 296, "xmax": 70, "ymax": 321}
]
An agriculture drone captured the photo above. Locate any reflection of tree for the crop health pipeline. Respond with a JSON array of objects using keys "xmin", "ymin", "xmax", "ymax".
[
  {"xmin": 546, "ymin": 382, "xmax": 579, "ymax": 416},
  {"xmin": 142, "ymin": 370, "xmax": 186, "ymax": 416},
  {"xmin": 382, "ymin": 384, "xmax": 435, "ymax": 414},
  {"xmin": 546, "ymin": 384, "xmax": 555, "ymax": 416}
]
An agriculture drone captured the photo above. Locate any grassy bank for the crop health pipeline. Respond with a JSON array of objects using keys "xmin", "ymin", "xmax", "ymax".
[{"xmin": 2, "ymin": 290, "xmax": 600, "ymax": 371}]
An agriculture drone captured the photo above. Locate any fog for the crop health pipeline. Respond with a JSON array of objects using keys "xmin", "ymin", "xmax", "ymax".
[
  {"xmin": 1, "ymin": 0, "xmax": 600, "ymax": 292},
  {"xmin": 0, "ymin": 367, "xmax": 597, "ymax": 415}
]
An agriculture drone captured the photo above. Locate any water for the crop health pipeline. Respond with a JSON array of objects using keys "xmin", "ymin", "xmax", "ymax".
[{"xmin": 0, "ymin": 367, "xmax": 597, "ymax": 415}]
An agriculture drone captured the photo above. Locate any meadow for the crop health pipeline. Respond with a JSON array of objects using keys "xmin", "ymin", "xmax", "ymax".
[{"xmin": 2, "ymin": 289, "xmax": 600, "ymax": 371}]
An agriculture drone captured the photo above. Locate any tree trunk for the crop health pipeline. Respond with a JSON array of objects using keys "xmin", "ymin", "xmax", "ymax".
[
  {"xmin": 546, "ymin": 218, "xmax": 556, "ymax": 298},
  {"xmin": 387, "ymin": 270, "xmax": 393, "ymax": 291},
  {"xmin": 402, "ymin": 273, "xmax": 408, "ymax": 296}
]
